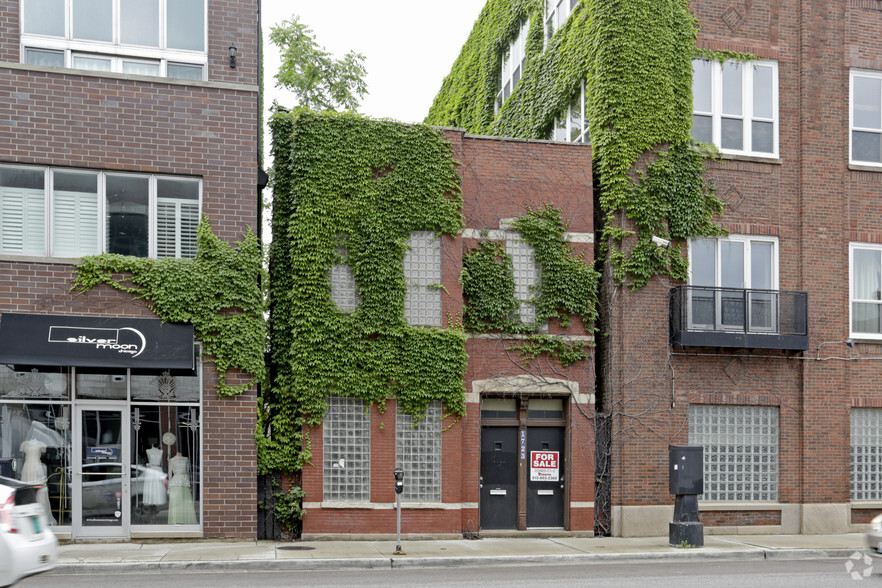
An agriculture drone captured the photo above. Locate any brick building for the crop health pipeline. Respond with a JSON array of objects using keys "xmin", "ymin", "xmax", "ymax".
[
  {"xmin": 426, "ymin": 0, "xmax": 882, "ymax": 537},
  {"xmin": 267, "ymin": 117, "xmax": 597, "ymax": 538},
  {"xmin": 0, "ymin": 0, "xmax": 261, "ymax": 540}
]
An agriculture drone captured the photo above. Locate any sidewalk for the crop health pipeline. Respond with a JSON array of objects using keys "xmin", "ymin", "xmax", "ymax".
[{"xmin": 51, "ymin": 533, "xmax": 871, "ymax": 574}]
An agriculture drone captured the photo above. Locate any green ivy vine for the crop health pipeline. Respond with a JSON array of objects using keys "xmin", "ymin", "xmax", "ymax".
[
  {"xmin": 262, "ymin": 109, "xmax": 468, "ymax": 474},
  {"xmin": 507, "ymin": 334, "xmax": 591, "ymax": 367},
  {"xmin": 71, "ymin": 218, "xmax": 266, "ymax": 397},
  {"xmin": 427, "ymin": 0, "xmax": 726, "ymax": 287}
]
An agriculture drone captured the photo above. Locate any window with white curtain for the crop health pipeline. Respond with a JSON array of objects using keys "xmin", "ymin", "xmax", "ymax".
[
  {"xmin": 0, "ymin": 164, "xmax": 200, "ymax": 259},
  {"xmin": 495, "ymin": 21, "xmax": 529, "ymax": 112},
  {"xmin": 692, "ymin": 59, "xmax": 778, "ymax": 157},
  {"xmin": 851, "ymin": 70, "xmax": 882, "ymax": 165},
  {"xmin": 850, "ymin": 243, "xmax": 882, "ymax": 338},
  {"xmin": 20, "ymin": 0, "xmax": 206, "ymax": 80}
]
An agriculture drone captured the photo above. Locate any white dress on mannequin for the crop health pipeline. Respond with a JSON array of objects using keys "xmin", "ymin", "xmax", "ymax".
[
  {"xmin": 19, "ymin": 439, "xmax": 56, "ymax": 525},
  {"xmin": 167, "ymin": 454, "xmax": 197, "ymax": 524},
  {"xmin": 142, "ymin": 447, "xmax": 167, "ymax": 507}
]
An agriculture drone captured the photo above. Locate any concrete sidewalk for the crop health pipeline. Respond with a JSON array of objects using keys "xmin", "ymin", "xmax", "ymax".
[{"xmin": 50, "ymin": 533, "xmax": 871, "ymax": 574}]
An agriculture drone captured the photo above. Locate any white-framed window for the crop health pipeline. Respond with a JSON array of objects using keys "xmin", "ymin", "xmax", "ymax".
[
  {"xmin": 851, "ymin": 69, "xmax": 882, "ymax": 166},
  {"xmin": 323, "ymin": 395, "xmax": 370, "ymax": 503},
  {"xmin": 0, "ymin": 164, "xmax": 200, "ymax": 259},
  {"xmin": 544, "ymin": 0, "xmax": 578, "ymax": 41},
  {"xmin": 692, "ymin": 59, "xmax": 778, "ymax": 158},
  {"xmin": 20, "ymin": 0, "xmax": 206, "ymax": 80},
  {"xmin": 689, "ymin": 405, "xmax": 779, "ymax": 502},
  {"xmin": 404, "ymin": 231, "xmax": 442, "ymax": 327},
  {"xmin": 396, "ymin": 401, "xmax": 442, "ymax": 503},
  {"xmin": 548, "ymin": 80, "xmax": 589, "ymax": 143},
  {"xmin": 688, "ymin": 235, "xmax": 778, "ymax": 331},
  {"xmin": 495, "ymin": 21, "xmax": 529, "ymax": 112},
  {"xmin": 851, "ymin": 408, "xmax": 882, "ymax": 500},
  {"xmin": 849, "ymin": 243, "xmax": 882, "ymax": 339}
]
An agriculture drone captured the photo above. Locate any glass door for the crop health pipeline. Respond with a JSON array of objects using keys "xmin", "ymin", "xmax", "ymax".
[{"xmin": 73, "ymin": 405, "xmax": 129, "ymax": 538}]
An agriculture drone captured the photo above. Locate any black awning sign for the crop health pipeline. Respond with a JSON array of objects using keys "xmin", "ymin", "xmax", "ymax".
[{"xmin": 0, "ymin": 313, "xmax": 194, "ymax": 370}]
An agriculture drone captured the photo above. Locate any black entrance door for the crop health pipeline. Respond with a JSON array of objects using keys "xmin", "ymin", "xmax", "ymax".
[
  {"xmin": 526, "ymin": 427, "xmax": 565, "ymax": 528},
  {"xmin": 480, "ymin": 426, "xmax": 517, "ymax": 529}
]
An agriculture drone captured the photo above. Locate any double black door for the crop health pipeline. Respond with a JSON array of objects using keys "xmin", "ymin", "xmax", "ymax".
[{"xmin": 479, "ymin": 426, "xmax": 565, "ymax": 529}]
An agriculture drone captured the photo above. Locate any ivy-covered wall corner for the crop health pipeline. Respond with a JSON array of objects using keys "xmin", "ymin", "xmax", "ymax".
[
  {"xmin": 427, "ymin": 0, "xmax": 726, "ymax": 288},
  {"xmin": 71, "ymin": 217, "xmax": 267, "ymax": 397},
  {"xmin": 263, "ymin": 108, "xmax": 469, "ymax": 475}
]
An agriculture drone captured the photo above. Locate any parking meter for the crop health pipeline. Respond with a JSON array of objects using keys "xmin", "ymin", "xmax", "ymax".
[{"xmin": 394, "ymin": 467, "xmax": 404, "ymax": 494}]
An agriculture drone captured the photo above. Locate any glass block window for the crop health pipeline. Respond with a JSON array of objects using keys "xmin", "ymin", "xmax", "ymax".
[
  {"xmin": 396, "ymin": 401, "xmax": 442, "ymax": 503},
  {"xmin": 688, "ymin": 405, "xmax": 778, "ymax": 501},
  {"xmin": 330, "ymin": 247, "xmax": 360, "ymax": 312},
  {"xmin": 851, "ymin": 409, "xmax": 882, "ymax": 500},
  {"xmin": 323, "ymin": 395, "xmax": 370, "ymax": 502},
  {"xmin": 506, "ymin": 232, "xmax": 539, "ymax": 324},
  {"xmin": 403, "ymin": 231, "xmax": 441, "ymax": 326}
]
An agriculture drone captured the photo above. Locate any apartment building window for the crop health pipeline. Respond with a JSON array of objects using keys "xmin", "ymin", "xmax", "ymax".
[
  {"xmin": 851, "ymin": 70, "xmax": 882, "ymax": 166},
  {"xmin": 21, "ymin": 0, "xmax": 206, "ymax": 80},
  {"xmin": 396, "ymin": 401, "xmax": 442, "ymax": 503},
  {"xmin": 692, "ymin": 59, "xmax": 778, "ymax": 157},
  {"xmin": 688, "ymin": 236, "xmax": 778, "ymax": 331},
  {"xmin": 404, "ymin": 231, "xmax": 442, "ymax": 326},
  {"xmin": 0, "ymin": 165, "xmax": 200, "ymax": 259},
  {"xmin": 545, "ymin": 0, "xmax": 578, "ymax": 41},
  {"xmin": 851, "ymin": 409, "xmax": 882, "ymax": 500},
  {"xmin": 548, "ymin": 81, "xmax": 589, "ymax": 143},
  {"xmin": 323, "ymin": 395, "xmax": 370, "ymax": 502},
  {"xmin": 495, "ymin": 21, "xmax": 529, "ymax": 112},
  {"xmin": 850, "ymin": 243, "xmax": 882, "ymax": 339},
  {"xmin": 506, "ymin": 231, "xmax": 539, "ymax": 325},
  {"xmin": 689, "ymin": 405, "xmax": 779, "ymax": 501}
]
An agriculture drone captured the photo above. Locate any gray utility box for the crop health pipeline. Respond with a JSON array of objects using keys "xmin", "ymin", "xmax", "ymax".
[{"xmin": 668, "ymin": 445, "xmax": 704, "ymax": 547}]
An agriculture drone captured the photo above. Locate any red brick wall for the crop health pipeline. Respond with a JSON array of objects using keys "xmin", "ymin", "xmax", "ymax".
[{"xmin": 301, "ymin": 132, "xmax": 596, "ymax": 536}]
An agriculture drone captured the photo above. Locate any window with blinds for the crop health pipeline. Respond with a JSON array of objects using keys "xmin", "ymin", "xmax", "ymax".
[{"xmin": 0, "ymin": 164, "xmax": 200, "ymax": 259}]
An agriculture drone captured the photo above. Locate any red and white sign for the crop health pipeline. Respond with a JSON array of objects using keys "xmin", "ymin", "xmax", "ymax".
[{"xmin": 530, "ymin": 451, "xmax": 559, "ymax": 482}]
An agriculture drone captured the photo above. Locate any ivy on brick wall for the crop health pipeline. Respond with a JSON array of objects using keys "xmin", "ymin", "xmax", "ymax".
[
  {"xmin": 426, "ymin": 0, "xmax": 726, "ymax": 287},
  {"xmin": 72, "ymin": 219, "xmax": 266, "ymax": 397},
  {"xmin": 262, "ymin": 109, "xmax": 468, "ymax": 474}
]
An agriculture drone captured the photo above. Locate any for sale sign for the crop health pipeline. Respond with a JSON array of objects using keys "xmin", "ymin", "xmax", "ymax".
[{"xmin": 530, "ymin": 451, "xmax": 559, "ymax": 482}]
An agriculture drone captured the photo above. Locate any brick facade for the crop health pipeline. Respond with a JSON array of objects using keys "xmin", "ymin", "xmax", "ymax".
[
  {"xmin": 0, "ymin": 0, "xmax": 259, "ymax": 539},
  {"xmin": 300, "ymin": 131, "xmax": 597, "ymax": 537}
]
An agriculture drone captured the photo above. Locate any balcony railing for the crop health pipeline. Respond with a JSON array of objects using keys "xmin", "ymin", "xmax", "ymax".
[{"xmin": 670, "ymin": 286, "xmax": 809, "ymax": 351}]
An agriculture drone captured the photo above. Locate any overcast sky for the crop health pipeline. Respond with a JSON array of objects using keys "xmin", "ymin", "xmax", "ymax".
[{"xmin": 260, "ymin": 1, "xmax": 485, "ymax": 124}]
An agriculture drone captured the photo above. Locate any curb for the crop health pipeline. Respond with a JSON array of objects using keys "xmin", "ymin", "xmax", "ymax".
[{"xmin": 51, "ymin": 547, "xmax": 859, "ymax": 575}]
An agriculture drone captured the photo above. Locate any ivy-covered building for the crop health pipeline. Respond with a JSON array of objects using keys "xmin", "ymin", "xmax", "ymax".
[
  {"xmin": 0, "ymin": 0, "xmax": 264, "ymax": 540},
  {"xmin": 266, "ymin": 111, "xmax": 598, "ymax": 537},
  {"xmin": 428, "ymin": 0, "xmax": 882, "ymax": 537}
]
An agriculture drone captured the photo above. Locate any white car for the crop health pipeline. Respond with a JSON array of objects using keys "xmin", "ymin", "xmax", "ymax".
[{"xmin": 0, "ymin": 476, "xmax": 57, "ymax": 587}]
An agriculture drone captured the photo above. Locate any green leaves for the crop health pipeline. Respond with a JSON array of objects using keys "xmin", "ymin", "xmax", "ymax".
[
  {"xmin": 265, "ymin": 110, "xmax": 467, "ymax": 474},
  {"xmin": 72, "ymin": 218, "xmax": 267, "ymax": 397},
  {"xmin": 270, "ymin": 15, "xmax": 368, "ymax": 112}
]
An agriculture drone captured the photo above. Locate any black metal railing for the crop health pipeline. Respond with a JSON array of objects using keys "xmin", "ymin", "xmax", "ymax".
[{"xmin": 670, "ymin": 286, "xmax": 808, "ymax": 350}]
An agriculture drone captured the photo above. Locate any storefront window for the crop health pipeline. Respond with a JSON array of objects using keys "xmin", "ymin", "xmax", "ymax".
[{"xmin": 75, "ymin": 368, "xmax": 127, "ymax": 400}]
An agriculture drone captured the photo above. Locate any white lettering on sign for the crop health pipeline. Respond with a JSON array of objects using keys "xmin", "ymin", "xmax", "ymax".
[{"xmin": 530, "ymin": 450, "xmax": 560, "ymax": 482}]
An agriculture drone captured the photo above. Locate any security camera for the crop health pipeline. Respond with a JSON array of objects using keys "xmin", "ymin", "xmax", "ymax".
[{"xmin": 651, "ymin": 236, "xmax": 671, "ymax": 248}]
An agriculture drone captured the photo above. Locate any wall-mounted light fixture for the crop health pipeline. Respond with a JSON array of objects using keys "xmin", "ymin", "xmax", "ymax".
[{"xmin": 229, "ymin": 44, "xmax": 237, "ymax": 69}]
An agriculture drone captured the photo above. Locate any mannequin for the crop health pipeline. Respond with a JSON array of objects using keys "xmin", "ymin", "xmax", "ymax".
[
  {"xmin": 167, "ymin": 453, "xmax": 197, "ymax": 524},
  {"xmin": 19, "ymin": 439, "xmax": 56, "ymax": 525},
  {"xmin": 142, "ymin": 446, "xmax": 167, "ymax": 521}
]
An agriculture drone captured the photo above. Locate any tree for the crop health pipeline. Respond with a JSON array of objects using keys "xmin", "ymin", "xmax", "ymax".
[{"xmin": 269, "ymin": 15, "xmax": 368, "ymax": 112}]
